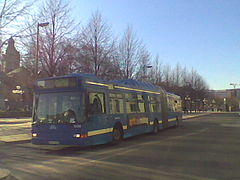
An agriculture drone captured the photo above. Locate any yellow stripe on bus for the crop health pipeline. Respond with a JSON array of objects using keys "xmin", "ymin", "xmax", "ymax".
[
  {"xmin": 88, "ymin": 124, "xmax": 128, "ymax": 137},
  {"xmin": 86, "ymin": 81, "xmax": 161, "ymax": 94},
  {"xmin": 88, "ymin": 128, "xmax": 113, "ymax": 136},
  {"xmin": 168, "ymin": 118, "xmax": 176, "ymax": 122},
  {"xmin": 123, "ymin": 125, "xmax": 128, "ymax": 130},
  {"xmin": 86, "ymin": 81, "xmax": 110, "ymax": 87},
  {"xmin": 114, "ymin": 86, "xmax": 160, "ymax": 95}
]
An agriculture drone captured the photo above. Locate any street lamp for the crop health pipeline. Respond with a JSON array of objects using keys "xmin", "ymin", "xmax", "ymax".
[
  {"xmin": 36, "ymin": 22, "xmax": 49, "ymax": 78},
  {"xmin": 142, "ymin": 65, "xmax": 152, "ymax": 81}
]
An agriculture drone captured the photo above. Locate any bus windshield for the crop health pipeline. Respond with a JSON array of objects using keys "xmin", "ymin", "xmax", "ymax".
[{"xmin": 33, "ymin": 92, "xmax": 83, "ymax": 124}]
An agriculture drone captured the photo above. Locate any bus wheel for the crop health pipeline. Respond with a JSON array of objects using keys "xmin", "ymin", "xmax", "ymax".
[
  {"xmin": 153, "ymin": 120, "xmax": 159, "ymax": 134},
  {"xmin": 112, "ymin": 126, "xmax": 123, "ymax": 144}
]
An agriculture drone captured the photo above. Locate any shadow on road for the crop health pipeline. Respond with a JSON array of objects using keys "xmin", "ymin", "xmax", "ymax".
[{"xmin": 43, "ymin": 126, "xmax": 186, "ymax": 156}]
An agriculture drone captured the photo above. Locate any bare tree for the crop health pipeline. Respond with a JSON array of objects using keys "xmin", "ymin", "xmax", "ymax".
[
  {"xmin": 181, "ymin": 66, "xmax": 190, "ymax": 86},
  {"xmin": 149, "ymin": 54, "xmax": 163, "ymax": 84},
  {"xmin": 162, "ymin": 64, "xmax": 171, "ymax": 88},
  {"xmin": 76, "ymin": 11, "xmax": 116, "ymax": 78},
  {"xmin": 174, "ymin": 63, "xmax": 182, "ymax": 87},
  {"xmin": 135, "ymin": 44, "xmax": 151, "ymax": 80},
  {"xmin": 21, "ymin": 0, "xmax": 78, "ymax": 77},
  {"xmin": 118, "ymin": 26, "xmax": 142, "ymax": 79},
  {"xmin": 0, "ymin": 0, "xmax": 34, "ymax": 41},
  {"xmin": 38, "ymin": 0, "xmax": 78, "ymax": 77}
]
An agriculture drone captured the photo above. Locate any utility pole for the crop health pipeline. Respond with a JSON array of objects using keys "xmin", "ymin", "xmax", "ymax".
[
  {"xmin": 229, "ymin": 83, "xmax": 240, "ymax": 111},
  {"xmin": 36, "ymin": 22, "xmax": 49, "ymax": 78},
  {"xmin": 229, "ymin": 83, "xmax": 240, "ymax": 97},
  {"xmin": 229, "ymin": 83, "xmax": 240, "ymax": 89}
]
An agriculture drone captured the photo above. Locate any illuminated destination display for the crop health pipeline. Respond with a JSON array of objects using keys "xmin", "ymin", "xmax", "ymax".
[{"xmin": 37, "ymin": 77, "xmax": 77, "ymax": 89}]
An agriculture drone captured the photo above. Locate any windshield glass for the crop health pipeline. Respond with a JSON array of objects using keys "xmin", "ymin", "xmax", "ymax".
[{"xmin": 33, "ymin": 92, "xmax": 83, "ymax": 124}]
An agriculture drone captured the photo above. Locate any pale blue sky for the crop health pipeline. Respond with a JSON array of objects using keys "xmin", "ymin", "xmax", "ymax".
[{"xmin": 70, "ymin": 0, "xmax": 240, "ymax": 90}]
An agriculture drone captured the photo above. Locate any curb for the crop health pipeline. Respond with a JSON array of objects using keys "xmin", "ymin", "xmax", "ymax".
[
  {"xmin": 5, "ymin": 139, "xmax": 31, "ymax": 145},
  {"xmin": 0, "ymin": 139, "xmax": 31, "ymax": 145},
  {"xmin": 182, "ymin": 111, "xmax": 240, "ymax": 120},
  {"xmin": 182, "ymin": 113, "xmax": 212, "ymax": 120}
]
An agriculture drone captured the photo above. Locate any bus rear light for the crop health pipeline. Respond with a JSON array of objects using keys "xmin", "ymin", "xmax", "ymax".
[
  {"xmin": 32, "ymin": 133, "xmax": 38, "ymax": 137},
  {"xmin": 73, "ymin": 134, "xmax": 88, "ymax": 138}
]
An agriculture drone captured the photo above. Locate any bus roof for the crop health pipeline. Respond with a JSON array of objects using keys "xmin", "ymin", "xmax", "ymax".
[
  {"xmin": 112, "ymin": 79, "xmax": 163, "ymax": 92},
  {"xmin": 36, "ymin": 73, "xmax": 165, "ymax": 93}
]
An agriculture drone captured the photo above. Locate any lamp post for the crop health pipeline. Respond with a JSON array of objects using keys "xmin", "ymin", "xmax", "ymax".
[
  {"xmin": 36, "ymin": 22, "xmax": 49, "ymax": 78},
  {"xmin": 203, "ymin": 98, "xmax": 207, "ymax": 111},
  {"xmin": 184, "ymin": 95, "xmax": 191, "ymax": 114},
  {"xmin": 212, "ymin": 99, "xmax": 216, "ymax": 112}
]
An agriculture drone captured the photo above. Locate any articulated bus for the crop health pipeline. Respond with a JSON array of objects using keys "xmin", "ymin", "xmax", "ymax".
[{"xmin": 32, "ymin": 74, "xmax": 182, "ymax": 145}]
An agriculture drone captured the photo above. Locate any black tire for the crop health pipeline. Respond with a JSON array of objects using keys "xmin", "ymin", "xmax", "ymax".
[
  {"xmin": 112, "ymin": 126, "xmax": 123, "ymax": 144},
  {"xmin": 153, "ymin": 120, "xmax": 159, "ymax": 134}
]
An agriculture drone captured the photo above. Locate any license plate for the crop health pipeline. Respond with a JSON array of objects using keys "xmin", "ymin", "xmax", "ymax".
[{"xmin": 48, "ymin": 141, "xmax": 60, "ymax": 145}]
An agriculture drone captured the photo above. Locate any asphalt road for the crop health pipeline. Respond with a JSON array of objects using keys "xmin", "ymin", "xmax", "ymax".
[{"xmin": 0, "ymin": 113, "xmax": 240, "ymax": 180}]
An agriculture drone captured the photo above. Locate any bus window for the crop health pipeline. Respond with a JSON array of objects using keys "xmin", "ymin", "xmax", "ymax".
[
  {"xmin": 167, "ymin": 96, "xmax": 177, "ymax": 112},
  {"xmin": 150, "ymin": 104, "xmax": 159, "ymax": 112},
  {"xmin": 34, "ymin": 92, "xmax": 82, "ymax": 124},
  {"xmin": 167, "ymin": 98, "xmax": 173, "ymax": 111},
  {"xmin": 126, "ymin": 93, "xmax": 139, "ymax": 113},
  {"xmin": 129, "ymin": 103, "xmax": 139, "ymax": 112},
  {"xmin": 109, "ymin": 93, "xmax": 124, "ymax": 114},
  {"xmin": 125, "ymin": 93, "xmax": 146, "ymax": 113},
  {"xmin": 138, "ymin": 94, "xmax": 146, "ymax": 112},
  {"xmin": 173, "ymin": 99, "xmax": 182, "ymax": 112},
  {"xmin": 88, "ymin": 92, "xmax": 105, "ymax": 115},
  {"xmin": 139, "ymin": 102, "xmax": 145, "ymax": 112},
  {"xmin": 149, "ymin": 96, "xmax": 161, "ymax": 112},
  {"xmin": 137, "ymin": 94, "xmax": 144, "ymax": 100}
]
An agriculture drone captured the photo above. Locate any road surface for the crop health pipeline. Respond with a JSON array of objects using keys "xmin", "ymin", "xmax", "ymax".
[{"xmin": 0, "ymin": 113, "xmax": 240, "ymax": 180}]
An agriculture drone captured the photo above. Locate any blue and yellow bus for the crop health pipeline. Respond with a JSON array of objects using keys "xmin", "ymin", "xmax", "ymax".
[{"xmin": 32, "ymin": 74, "xmax": 182, "ymax": 145}]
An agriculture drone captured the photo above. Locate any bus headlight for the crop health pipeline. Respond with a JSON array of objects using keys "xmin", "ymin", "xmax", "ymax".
[
  {"xmin": 74, "ymin": 134, "xmax": 81, "ymax": 138},
  {"xmin": 32, "ymin": 133, "xmax": 38, "ymax": 137}
]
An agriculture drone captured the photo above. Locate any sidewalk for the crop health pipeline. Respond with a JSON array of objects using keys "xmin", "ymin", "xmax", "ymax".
[
  {"xmin": 0, "ymin": 117, "xmax": 31, "ymax": 124},
  {"xmin": 0, "ymin": 168, "xmax": 17, "ymax": 180},
  {"xmin": 0, "ymin": 134, "xmax": 31, "ymax": 143},
  {"xmin": 0, "ymin": 117, "xmax": 31, "ymax": 144}
]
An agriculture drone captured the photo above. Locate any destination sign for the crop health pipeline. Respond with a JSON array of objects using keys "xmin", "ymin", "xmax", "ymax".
[{"xmin": 37, "ymin": 77, "xmax": 77, "ymax": 89}]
